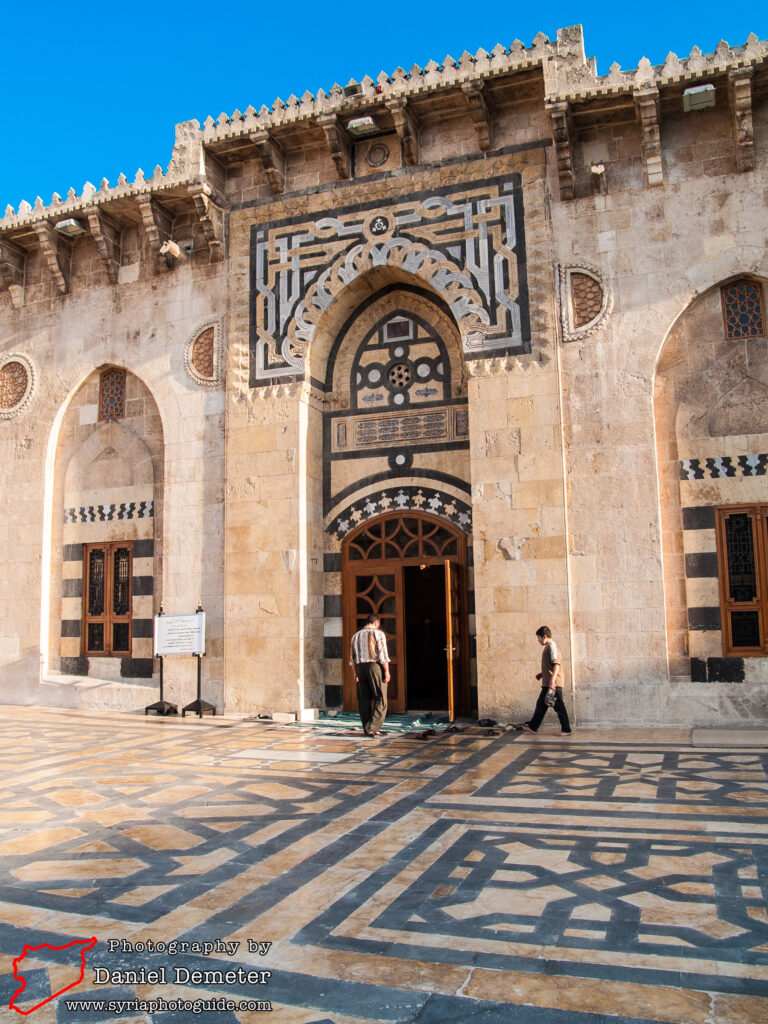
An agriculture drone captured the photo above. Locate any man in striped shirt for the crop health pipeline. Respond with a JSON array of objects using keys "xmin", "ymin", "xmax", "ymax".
[{"xmin": 350, "ymin": 614, "xmax": 391, "ymax": 736}]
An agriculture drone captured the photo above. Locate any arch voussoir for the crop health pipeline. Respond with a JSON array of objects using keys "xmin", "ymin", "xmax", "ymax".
[{"xmin": 291, "ymin": 237, "xmax": 490, "ymax": 362}]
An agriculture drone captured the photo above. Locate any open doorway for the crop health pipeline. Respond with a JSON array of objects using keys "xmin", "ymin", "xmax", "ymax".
[
  {"xmin": 403, "ymin": 564, "xmax": 447, "ymax": 710},
  {"xmin": 341, "ymin": 512, "xmax": 469, "ymax": 718}
]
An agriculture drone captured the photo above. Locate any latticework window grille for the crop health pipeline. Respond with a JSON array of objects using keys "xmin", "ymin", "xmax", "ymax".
[
  {"xmin": 0, "ymin": 361, "xmax": 28, "ymax": 409},
  {"xmin": 570, "ymin": 273, "xmax": 603, "ymax": 328},
  {"xmin": 721, "ymin": 280, "xmax": 765, "ymax": 340},
  {"xmin": 98, "ymin": 368, "xmax": 126, "ymax": 421}
]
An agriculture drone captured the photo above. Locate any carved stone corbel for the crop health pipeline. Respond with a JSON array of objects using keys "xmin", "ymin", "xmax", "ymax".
[
  {"xmin": 250, "ymin": 129, "xmax": 286, "ymax": 194},
  {"xmin": 34, "ymin": 222, "xmax": 71, "ymax": 294},
  {"xmin": 137, "ymin": 196, "xmax": 175, "ymax": 273},
  {"xmin": 0, "ymin": 239, "xmax": 26, "ymax": 307},
  {"xmin": 188, "ymin": 184, "xmax": 226, "ymax": 264},
  {"xmin": 461, "ymin": 81, "xmax": 493, "ymax": 152},
  {"xmin": 84, "ymin": 207, "xmax": 121, "ymax": 283},
  {"xmin": 546, "ymin": 100, "xmax": 574, "ymax": 200},
  {"xmin": 728, "ymin": 69, "xmax": 754, "ymax": 173},
  {"xmin": 317, "ymin": 114, "xmax": 351, "ymax": 180},
  {"xmin": 385, "ymin": 97, "xmax": 419, "ymax": 166},
  {"xmin": 634, "ymin": 86, "xmax": 663, "ymax": 188}
]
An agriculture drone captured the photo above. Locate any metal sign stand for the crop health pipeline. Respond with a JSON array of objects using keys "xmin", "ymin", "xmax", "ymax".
[
  {"xmin": 145, "ymin": 607, "xmax": 178, "ymax": 715},
  {"xmin": 182, "ymin": 605, "xmax": 215, "ymax": 718}
]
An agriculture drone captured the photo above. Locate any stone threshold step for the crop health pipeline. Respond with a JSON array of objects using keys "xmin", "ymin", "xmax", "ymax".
[{"xmin": 691, "ymin": 727, "xmax": 768, "ymax": 747}]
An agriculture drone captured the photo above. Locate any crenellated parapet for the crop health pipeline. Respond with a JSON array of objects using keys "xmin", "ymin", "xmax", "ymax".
[
  {"xmin": 190, "ymin": 27, "xmax": 766, "ymax": 188},
  {"xmin": 1, "ymin": 138, "xmax": 205, "ymax": 231},
  {"xmin": 544, "ymin": 32, "xmax": 767, "ymax": 199},
  {"xmin": 196, "ymin": 33, "xmax": 556, "ymax": 148},
  {"xmin": 1, "ymin": 22, "xmax": 766, "ymax": 279},
  {"xmin": 0, "ymin": 121, "xmax": 227, "ymax": 301},
  {"xmin": 544, "ymin": 33, "xmax": 767, "ymax": 102}
]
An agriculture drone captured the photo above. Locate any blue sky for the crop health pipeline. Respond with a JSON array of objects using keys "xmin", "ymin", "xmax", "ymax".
[{"xmin": 1, "ymin": 2, "xmax": 765, "ymax": 211}]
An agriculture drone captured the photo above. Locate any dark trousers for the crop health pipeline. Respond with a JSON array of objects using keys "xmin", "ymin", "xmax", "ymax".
[
  {"xmin": 527, "ymin": 686, "xmax": 571, "ymax": 733},
  {"xmin": 356, "ymin": 662, "xmax": 387, "ymax": 735}
]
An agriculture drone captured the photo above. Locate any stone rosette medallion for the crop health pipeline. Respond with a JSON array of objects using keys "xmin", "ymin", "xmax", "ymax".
[
  {"xmin": 559, "ymin": 263, "xmax": 612, "ymax": 342},
  {"xmin": 184, "ymin": 316, "xmax": 224, "ymax": 386},
  {"xmin": 0, "ymin": 353, "xmax": 36, "ymax": 419}
]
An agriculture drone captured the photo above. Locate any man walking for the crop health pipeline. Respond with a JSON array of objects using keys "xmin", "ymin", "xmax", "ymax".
[
  {"xmin": 350, "ymin": 613, "xmax": 391, "ymax": 736},
  {"xmin": 522, "ymin": 626, "xmax": 572, "ymax": 736}
]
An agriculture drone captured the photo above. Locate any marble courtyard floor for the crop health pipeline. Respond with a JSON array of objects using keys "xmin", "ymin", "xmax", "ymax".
[{"xmin": 0, "ymin": 707, "xmax": 767, "ymax": 1023}]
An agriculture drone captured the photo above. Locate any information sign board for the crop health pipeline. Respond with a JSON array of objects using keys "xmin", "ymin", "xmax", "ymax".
[{"xmin": 154, "ymin": 612, "xmax": 206, "ymax": 656}]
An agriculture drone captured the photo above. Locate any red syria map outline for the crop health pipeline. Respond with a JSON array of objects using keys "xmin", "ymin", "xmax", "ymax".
[{"xmin": 10, "ymin": 937, "xmax": 97, "ymax": 1015}]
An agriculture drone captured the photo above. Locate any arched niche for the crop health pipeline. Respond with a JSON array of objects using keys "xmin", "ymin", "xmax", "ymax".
[
  {"xmin": 316, "ymin": 281, "xmax": 476, "ymax": 716},
  {"xmin": 654, "ymin": 275, "xmax": 768, "ymax": 685},
  {"xmin": 50, "ymin": 365, "xmax": 164, "ymax": 682}
]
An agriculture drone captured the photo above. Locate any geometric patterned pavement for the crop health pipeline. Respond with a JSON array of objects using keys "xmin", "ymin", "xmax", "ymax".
[{"xmin": 0, "ymin": 706, "xmax": 766, "ymax": 1023}]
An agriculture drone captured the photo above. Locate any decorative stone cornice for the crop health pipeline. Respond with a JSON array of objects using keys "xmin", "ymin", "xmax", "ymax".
[
  {"xmin": 634, "ymin": 86, "xmax": 664, "ymax": 188},
  {"xmin": 461, "ymin": 81, "xmax": 493, "ymax": 151},
  {"xmin": 250, "ymin": 129, "xmax": 286, "ymax": 195},
  {"xmin": 546, "ymin": 100, "xmax": 574, "ymax": 201},
  {"xmin": 85, "ymin": 207, "xmax": 121, "ymax": 284},
  {"xmin": 728, "ymin": 68, "xmax": 755, "ymax": 172},
  {"xmin": 188, "ymin": 184, "xmax": 226, "ymax": 264},
  {"xmin": 192, "ymin": 30, "xmax": 767, "ymax": 152},
  {"xmin": 0, "ymin": 239, "xmax": 26, "ymax": 307},
  {"xmin": 1, "ymin": 160, "xmax": 191, "ymax": 232},
  {"xmin": 384, "ymin": 98, "xmax": 419, "ymax": 167},
  {"xmin": 317, "ymin": 114, "xmax": 352, "ymax": 180},
  {"xmin": 34, "ymin": 221, "xmax": 71, "ymax": 294},
  {"xmin": 137, "ymin": 196, "xmax": 175, "ymax": 274}
]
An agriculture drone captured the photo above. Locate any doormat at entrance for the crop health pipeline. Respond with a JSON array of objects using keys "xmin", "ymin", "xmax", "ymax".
[{"xmin": 295, "ymin": 712, "xmax": 450, "ymax": 734}]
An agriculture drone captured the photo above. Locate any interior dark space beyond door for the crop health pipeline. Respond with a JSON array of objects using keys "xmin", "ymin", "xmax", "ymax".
[{"xmin": 403, "ymin": 564, "xmax": 447, "ymax": 710}]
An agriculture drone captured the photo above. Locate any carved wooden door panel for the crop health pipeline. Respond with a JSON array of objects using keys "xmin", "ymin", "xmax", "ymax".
[{"xmin": 343, "ymin": 569, "xmax": 406, "ymax": 714}]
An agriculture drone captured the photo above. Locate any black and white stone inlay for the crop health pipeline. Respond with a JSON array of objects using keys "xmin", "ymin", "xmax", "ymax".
[
  {"xmin": 680, "ymin": 454, "xmax": 768, "ymax": 480},
  {"xmin": 327, "ymin": 487, "xmax": 471, "ymax": 540},
  {"xmin": 64, "ymin": 501, "xmax": 154, "ymax": 523}
]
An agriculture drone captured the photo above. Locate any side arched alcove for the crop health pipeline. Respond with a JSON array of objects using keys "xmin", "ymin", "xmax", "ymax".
[
  {"xmin": 311, "ymin": 274, "xmax": 476, "ymax": 713},
  {"xmin": 49, "ymin": 365, "xmax": 164, "ymax": 683},
  {"xmin": 654, "ymin": 274, "xmax": 768, "ymax": 719}
]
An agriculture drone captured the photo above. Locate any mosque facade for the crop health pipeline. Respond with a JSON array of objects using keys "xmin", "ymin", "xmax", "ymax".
[{"xmin": 1, "ymin": 25, "xmax": 767, "ymax": 725}]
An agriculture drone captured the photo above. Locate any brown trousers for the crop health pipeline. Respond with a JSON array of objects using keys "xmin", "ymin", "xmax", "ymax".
[{"xmin": 356, "ymin": 662, "xmax": 387, "ymax": 735}]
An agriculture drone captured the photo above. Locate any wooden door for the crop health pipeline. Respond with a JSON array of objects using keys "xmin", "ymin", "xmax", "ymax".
[
  {"xmin": 342, "ymin": 512, "xmax": 468, "ymax": 715},
  {"xmin": 344, "ymin": 568, "xmax": 406, "ymax": 713},
  {"xmin": 444, "ymin": 558, "xmax": 462, "ymax": 721},
  {"xmin": 83, "ymin": 542, "xmax": 133, "ymax": 657}
]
